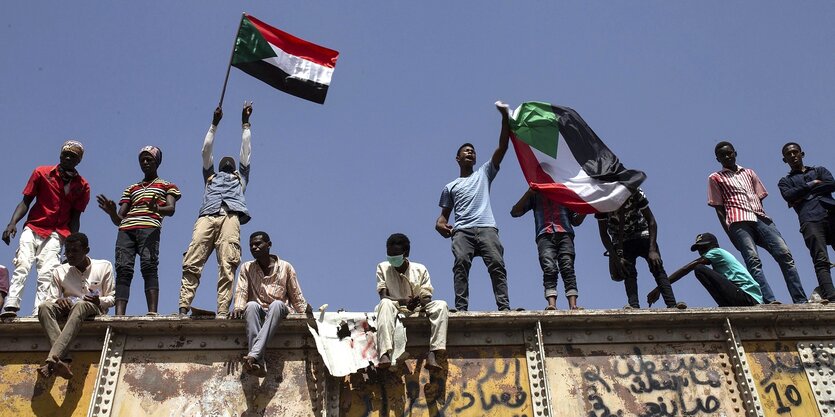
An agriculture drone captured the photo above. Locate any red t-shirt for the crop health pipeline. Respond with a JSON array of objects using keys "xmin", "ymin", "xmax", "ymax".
[{"xmin": 22, "ymin": 165, "xmax": 90, "ymax": 239}]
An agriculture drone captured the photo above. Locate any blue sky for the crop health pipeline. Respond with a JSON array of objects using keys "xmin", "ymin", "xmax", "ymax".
[{"xmin": 2, "ymin": 2, "xmax": 834, "ymax": 314}]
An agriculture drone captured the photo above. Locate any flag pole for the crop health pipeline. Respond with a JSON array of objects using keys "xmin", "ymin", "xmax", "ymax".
[{"xmin": 218, "ymin": 12, "xmax": 246, "ymax": 109}]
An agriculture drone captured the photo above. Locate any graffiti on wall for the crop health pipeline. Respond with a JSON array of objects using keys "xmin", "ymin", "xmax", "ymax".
[
  {"xmin": 744, "ymin": 341, "xmax": 819, "ymax": 417},
  {"xmin": 341, "ymin": 346, "xmax": 532, "ymax": 417},
  {"xmin": 546, "ymin": 343, "xmax": 745, "ymax": 416}
]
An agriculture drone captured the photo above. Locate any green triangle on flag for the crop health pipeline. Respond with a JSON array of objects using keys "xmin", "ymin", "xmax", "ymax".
[
  {"xmin": 509, "ymin": 102, "xmax": 560, "ymax": 159},
  {"xmin": 232, "ymin": 16, "xmax": 278, "ymax": 65}
]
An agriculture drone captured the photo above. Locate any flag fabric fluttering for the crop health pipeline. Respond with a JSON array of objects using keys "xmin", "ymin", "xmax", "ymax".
[
  {"xmin": 509, "ymin": 102, "xmax": 646, "ymax": 214},
  {"xmin": 231, "ymin": 14, "xmax": 339, "ymax": 104}
]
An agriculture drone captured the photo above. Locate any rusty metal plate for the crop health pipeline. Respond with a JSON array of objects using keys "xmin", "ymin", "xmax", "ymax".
[
  {"xmin": 110, "ymin": 348, "xmax": 326, "ymax": 417},
  {"xmin": 0, "ymin": 351, "xmax": 100, "ymax": 417},
  {"xmin": 798, "ymin": 341, "xmax": 835, "ymax": 416},
  {"xmin": 743, "ymin": 341, "xmax": 820, "ymax": 417},
  {"xmin": 545, "ymin": 342, "xmax": 746, "ymax": 416},
  {"xmin": 340, "ymin": 346, "xmax": 532, "ymax": 417}
]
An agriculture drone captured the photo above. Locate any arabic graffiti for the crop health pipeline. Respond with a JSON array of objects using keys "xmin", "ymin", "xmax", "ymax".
[
  {"xmin": 342, "ymin": 347, "xmax": 532, "ymax": 417},
  {"xmin": 743, "ymin": 341, "xmax": 820, "ymax": 417},
  {"xmin": 547, "ymin": 343, "xmax": 742, "ymax": 417}
]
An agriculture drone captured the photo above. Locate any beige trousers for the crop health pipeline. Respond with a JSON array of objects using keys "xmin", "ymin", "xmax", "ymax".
[
  {"xmin": 375, "ymin": 298, "xmax": 448, "ymax": 354},
  {"xmin": 179, "ymin": 214, "xmax": 241, "ymax": 315},
  {"xmin": 38, "ymin": 300, "xmax": 100, "ymax": 361}
]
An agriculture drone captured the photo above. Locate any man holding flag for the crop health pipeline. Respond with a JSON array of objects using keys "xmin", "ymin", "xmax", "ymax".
[
  {"xmin": 179, "ymin": 103, "xmax": 252, "ymax": 318},
  {"xmin": 436, "ymin": 102, "xmax": 512, "ymax": 312}
]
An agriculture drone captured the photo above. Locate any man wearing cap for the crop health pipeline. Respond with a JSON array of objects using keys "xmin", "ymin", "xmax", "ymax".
[
  {"xmin": 179, "ymin": 102, "xmax": 253, "ymax": 318},
  {"xmin": 97, "ymin": 146, "xmax": 180, "ymax": 315},
  {"xmin": 2, "ymin": 140, "xmax": 90, "ymax": 319},
  {"xmin": 778, "ymin": 142, "xmax": 835, "ymax": 302},
  {"xmin": 648, "ymin": 233, "xmax": 763, "ymax": 307}
]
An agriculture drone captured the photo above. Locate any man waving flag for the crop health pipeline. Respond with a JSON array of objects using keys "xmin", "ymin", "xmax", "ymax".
[
  {"xmin": 230, "ymin": 14, "xmax": 339, "ymax": 104},
  {"xmin": 509, "ymin": 102, "xmax": 645, "ymax": 214}
]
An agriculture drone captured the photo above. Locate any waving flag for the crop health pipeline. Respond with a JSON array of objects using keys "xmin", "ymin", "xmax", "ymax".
[
  {"xmin": 509, "ymin": 102, "xmax": 645, "ymax": 214},
  {"xmin": 232, "ymin": 14, "xmax": 339, "ymax": 104}
]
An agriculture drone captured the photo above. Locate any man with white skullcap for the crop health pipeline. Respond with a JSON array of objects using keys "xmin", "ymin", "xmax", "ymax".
[{"xmin": 2, "ymin": 140, "xmax": 91, "ymax": 319}]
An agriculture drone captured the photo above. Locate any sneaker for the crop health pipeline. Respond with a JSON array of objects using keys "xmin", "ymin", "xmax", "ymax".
[
  {"xmin": 669, "ymin": 302, "xmax": 688, "ymax": 310},
  {"xmin": 544, "ymin": 305, "xmax": 557, "ymax": 311},
  {"xmin": 0, "ymin": 308, "xmax": 19, "ymax": 320},
  {"xmin": 623, "ymin": 305, "xmax": 637, "ymax": 310},
  {"xmin": 377, "ymin": 353, "xmax": 392, "ymax": 369},
  {"xmin": 424, "ymin": 351, "xmax": 444, "ymax": 371}
]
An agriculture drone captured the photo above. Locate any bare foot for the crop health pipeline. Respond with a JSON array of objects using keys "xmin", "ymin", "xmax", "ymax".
[
  {"xmin": 51, "ymin": 356, "xmax": 74, "ymax": 379},
  {"xmin": 37, "ymin": 362, "xmax": 54, "ymax": 378}
]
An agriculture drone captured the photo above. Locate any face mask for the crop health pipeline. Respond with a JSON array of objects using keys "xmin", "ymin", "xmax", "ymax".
[{"xmin": 387, "ymin": 254, "xmax": 405, "ymax": 268}]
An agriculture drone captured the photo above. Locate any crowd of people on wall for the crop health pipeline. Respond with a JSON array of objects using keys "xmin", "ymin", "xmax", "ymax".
[{"xmin": 0, "ymin": 102, "xmax": 833, "ymax": 380}]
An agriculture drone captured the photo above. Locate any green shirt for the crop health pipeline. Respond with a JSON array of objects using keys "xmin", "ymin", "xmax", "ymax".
[{"xmin": 703, "ymin": 248, "xmax": 763, "ymax": 304}]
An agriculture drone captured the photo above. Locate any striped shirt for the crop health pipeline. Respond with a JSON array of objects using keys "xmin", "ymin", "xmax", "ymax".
[
  {"xmin": 118, "ymin": 178, "xmax": 181, "ymax": 230},
  {"xmin": 233, "ymin": 256, "xmax": 307, "ymax": 313},
  {"xmin": 708, "ymin": 166, "xmax": 768, "ymax": 225}
]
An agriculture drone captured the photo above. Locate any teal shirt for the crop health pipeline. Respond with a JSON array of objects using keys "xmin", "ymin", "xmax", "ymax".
[{"xmin": 703, "ymin": 248, "xmax": 763, "ymax": 304}]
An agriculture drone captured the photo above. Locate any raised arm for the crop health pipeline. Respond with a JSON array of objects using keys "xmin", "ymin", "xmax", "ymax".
[
  {"xmin": 202, "ymin": 107, "xmax": 222, "ymax": 182},
  {"xmin": 491, "ymin": 101, "xmax": 511, "ymax": 169},
  {"xmin": 510, "ymin": 189, "xmax": 534, "ymax": 218},
  {"xmin": 3, "ymin": 195, "xmax": 34, "ymax": 245},
  {"xmin": 240, "ymin": 101, "xmax": 252, "ymax": 168}
]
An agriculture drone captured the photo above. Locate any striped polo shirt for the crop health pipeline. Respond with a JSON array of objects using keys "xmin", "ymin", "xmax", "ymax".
[
  {"xmin": 707, "ymin": 166, "xmax": 769, "ymax": 225},
  {"xmin": 118, "ymin": 178, "xmax": 181, "ymax": 230}
]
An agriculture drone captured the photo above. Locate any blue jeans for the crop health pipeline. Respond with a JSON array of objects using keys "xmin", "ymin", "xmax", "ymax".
[
  {"xmin": 728, "ymin": 217, "xmax": 807, "ymax": 303},
  {"xmin": 451, "ymin": 227, "xmax": 510, "ymax": 311},
  {"xmin": 535, "ymin": 233, "xmax": 578, "ymax": 299}
]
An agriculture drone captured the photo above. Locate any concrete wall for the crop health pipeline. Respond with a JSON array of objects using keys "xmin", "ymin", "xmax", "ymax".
[{"xmin": 0, "ymin": 306, "xmax": 833, "ymax": 416}]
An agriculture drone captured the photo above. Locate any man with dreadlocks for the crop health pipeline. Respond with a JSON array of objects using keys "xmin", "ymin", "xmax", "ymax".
[
  {"xmin": 179, "ymin": 102, "xmax": 253, "ymax": 318},
  {"xmin": 2, "ymin": 140, "xmax": 91, "ymax": 319}
]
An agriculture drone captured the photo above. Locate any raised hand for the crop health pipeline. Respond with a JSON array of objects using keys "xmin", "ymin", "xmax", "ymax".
[
  {"xmin": 212, "ymin": 107, "xmax": 223, "ymax": 126},
  {"xmin": 242, "ymin": 101, "xmax": 253, "ymax": 124}
]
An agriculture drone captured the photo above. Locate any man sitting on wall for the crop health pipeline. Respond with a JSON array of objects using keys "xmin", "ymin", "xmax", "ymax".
[{"xmin": 37, "ymin": 233, "xmax": 114, "ymax": 379}]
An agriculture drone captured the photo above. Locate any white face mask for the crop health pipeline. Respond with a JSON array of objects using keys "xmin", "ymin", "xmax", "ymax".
[{"xmin": 387, "ymin": 254, "xmax": 405, "ymax": 268}]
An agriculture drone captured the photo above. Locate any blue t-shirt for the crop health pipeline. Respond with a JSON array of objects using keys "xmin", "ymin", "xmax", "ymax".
[
  {"xmin": 703, "ymin": 248, "xmax": 763, "ymax": 304},
  {"xmin": 439, "ymin": 161, "xmax": 498, "ymax": 230},
  {"xmin": 525, "ymin": 193, "xmax": 574, "ymax": 237}
]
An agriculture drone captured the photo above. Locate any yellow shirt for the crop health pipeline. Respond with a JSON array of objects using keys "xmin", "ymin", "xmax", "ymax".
[{"xmin": 376, "ymin": 260, "xmax": 433, "ymax": 300}]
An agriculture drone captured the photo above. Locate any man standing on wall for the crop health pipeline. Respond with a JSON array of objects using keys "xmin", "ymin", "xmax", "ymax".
[
  {"xmin": 179, "ymin": 102, "xmax": 253, "ymax": 318},
  {"xmin": 511, "ymin": 188, "xmax": 585, "ymax": 310},
  {"xmin": 97, "ymin": 146, "xmax": 180, "ymax": 315},
  {"xmin": 2, "ymin": 141, "xmax": 90, "ymax": 319},
  {"xmin": 708, "ymin": 141, "xmax": 807, "ymax": 303},
  {"xmin": 435, "ymin": 101, "xmax": 512, "ymax": 312},
  {"xmin": 778, "ymin": 142, "xmax": 835, "ymax": 302}
]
